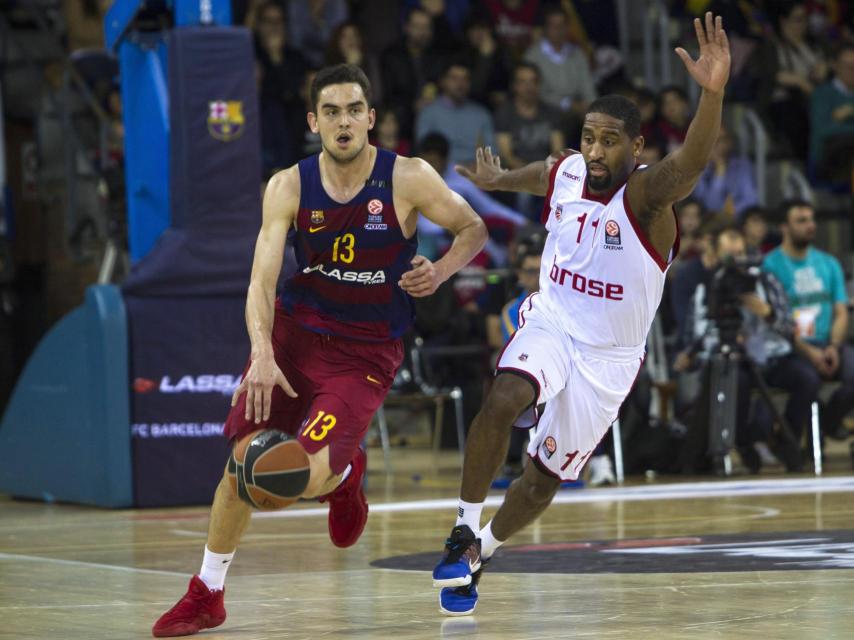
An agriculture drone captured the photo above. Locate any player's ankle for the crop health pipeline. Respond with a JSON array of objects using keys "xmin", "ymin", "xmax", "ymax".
[
  {"xmin": 454, "ymin": 499, "xmax": 483, "ymax": 533},
  {"xmin": 480, "ymin": 521, "xmax": 505, "ymax": 559},
  {"xmin": 198, "ymin": 546, "xmax": 234, "ymax": 591}
]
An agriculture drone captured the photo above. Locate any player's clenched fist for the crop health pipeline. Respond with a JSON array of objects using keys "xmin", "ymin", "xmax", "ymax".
[{"xmin": 399, "ymin": 255, "xmax": 445, "ymax": 298}]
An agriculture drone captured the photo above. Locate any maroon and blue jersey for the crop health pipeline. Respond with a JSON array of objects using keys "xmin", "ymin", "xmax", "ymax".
[{"xmin": 279, "ymin": 148, "xmax": 418, "ymax": 342}]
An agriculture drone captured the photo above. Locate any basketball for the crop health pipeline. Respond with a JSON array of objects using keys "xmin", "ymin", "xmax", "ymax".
[{"xmin": 227, "ymin": 429, "xmax": 311, "ymax": 510}]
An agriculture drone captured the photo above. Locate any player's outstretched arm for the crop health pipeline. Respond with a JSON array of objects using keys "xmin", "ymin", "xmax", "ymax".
[
  {"xmin": 627, "ymin": 12, "xmax": 730, "ymax": 216},
  {"xmin": 396, "ymin": 156, "xmax": 488, "ymax": 297},
  {"xmin": 232, "ymin": 168, "xmax": 299, "ymax": 423},
  {"xmin": 455, "ymin": 146, "xmax": 575, "ymax": 196}
]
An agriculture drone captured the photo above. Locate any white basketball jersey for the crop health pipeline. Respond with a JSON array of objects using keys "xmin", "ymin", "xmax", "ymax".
[{"xmin": 538, "ymin": 153, "xmax": 678, "ymax": 349}]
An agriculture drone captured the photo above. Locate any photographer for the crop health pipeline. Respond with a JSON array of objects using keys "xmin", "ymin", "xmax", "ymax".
[{"xmin": 676, "ymin": 226, "xmax": 799, "ymax": 473}]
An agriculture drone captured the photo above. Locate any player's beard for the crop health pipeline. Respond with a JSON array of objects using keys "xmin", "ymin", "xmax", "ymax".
[
  {"xmin": 323, "ymin": 135, "xmax": 367, "ymax": 165},
  {"xmin": 586, "ymin": 166, "xmax": 612, "ymax": 192}
]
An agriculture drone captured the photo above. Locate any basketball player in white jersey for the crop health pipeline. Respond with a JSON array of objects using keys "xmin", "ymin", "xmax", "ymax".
[{"xmin": 432, "ymin": 12, "xmax": 731, "ymax": 615}]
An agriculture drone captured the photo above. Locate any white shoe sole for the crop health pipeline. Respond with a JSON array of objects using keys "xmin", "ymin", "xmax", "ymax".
[{"xmin": 432, "ymin": 574, "xmax": 472, "ymax": 588}]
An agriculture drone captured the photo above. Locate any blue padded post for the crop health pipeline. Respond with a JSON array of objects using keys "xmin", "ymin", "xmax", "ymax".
[{"xmin": 0, "ymin": 286, "xmax": 132, "ymax": 507}]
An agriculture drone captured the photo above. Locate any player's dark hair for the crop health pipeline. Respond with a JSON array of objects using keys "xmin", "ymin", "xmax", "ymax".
[
  {"xmin": 417, "ymin": 132, "xmax": 449, "ymax": 159},
  {"xmin": 777, "ymin": 198, "xmax": 813, "ymax": 224},
  {"xmin": 585, "ymin": 94, "xmax": 641, "ymax": 138},
  {"xmin": 310, "ymin": 64, "xmax": 372, "ymax": 111}
]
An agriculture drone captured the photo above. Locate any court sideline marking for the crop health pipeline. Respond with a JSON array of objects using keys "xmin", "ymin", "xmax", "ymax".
[{"xmin": 253, "ymin": 476, "xmax": 854, "ymax": 520}]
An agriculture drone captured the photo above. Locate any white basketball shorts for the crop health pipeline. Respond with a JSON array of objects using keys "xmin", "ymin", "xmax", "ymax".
[{"xmin": 496, "ymin": 293, "xmax": 644, "ymax": 481}]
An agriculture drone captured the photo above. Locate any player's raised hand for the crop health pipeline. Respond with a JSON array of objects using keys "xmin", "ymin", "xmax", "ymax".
[
  {"xmin": 231, "ymin": 355, "xmax": 297, "ymax": 424},
  {"xmin": 399, "ymin": 255, "xmax": 444, "ymax": 298},
  {"xmin": 455, "ymin": 146, "xmax": 506, "ymax": 191},
  {"xmin": 675, "ymin": 12, "xmax": 730, "ymax": 94}
]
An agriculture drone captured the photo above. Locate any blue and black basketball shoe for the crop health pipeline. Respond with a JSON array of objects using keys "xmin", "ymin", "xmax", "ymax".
[
  {"xmin": 439, "ymin": 559, "xmax": 489, "ymax": 616},
  {"xmin": 432, "ymin": 525, "xmax": 481, "ymax": 587}
]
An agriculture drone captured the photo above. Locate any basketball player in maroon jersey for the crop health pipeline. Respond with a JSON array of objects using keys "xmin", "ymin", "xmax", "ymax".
[{"xmin": 153, "ymin": 64, "xmax": 487, "ymax": 637}]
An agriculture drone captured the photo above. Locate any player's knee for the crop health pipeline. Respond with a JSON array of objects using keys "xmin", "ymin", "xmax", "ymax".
[
  {"xmin": 520, "ymin": 470, "xmax": 560, "ymax": 506},
  {"xmin": 484, "ymin": 374, "xmax": 536, "ymax": 423}
]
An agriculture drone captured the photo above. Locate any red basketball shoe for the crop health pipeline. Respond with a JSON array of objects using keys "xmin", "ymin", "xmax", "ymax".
[
  {"xmin": 152, "ymin": 575, "xmax": 226, "ymax": 637},
  {"xmin": 319, "ymin": 446, "xmax": 368, "ymax": 548}
]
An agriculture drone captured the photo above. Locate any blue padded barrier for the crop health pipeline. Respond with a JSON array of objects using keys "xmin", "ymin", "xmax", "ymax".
[{"xmin": 0, "ymin": 286, "xmax": 132, "ymax": 507}]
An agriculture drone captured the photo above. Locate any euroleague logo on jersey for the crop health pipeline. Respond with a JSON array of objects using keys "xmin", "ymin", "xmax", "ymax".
[
  {"xmin": 365, "ymin": 198, "xmax": 388, "ymax": 230},
  {"xmin": 604, "ymin": 219, "xmax": 623, "ymax": 250}
]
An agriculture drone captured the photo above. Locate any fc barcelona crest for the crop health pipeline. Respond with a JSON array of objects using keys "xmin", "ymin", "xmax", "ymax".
[
  {"xmin": 207, "ymin": 100, "xmax": 245, "ymax": 141},
  {"xmin": 311, "ymin": 210, "xmax": 325, "ymax": 224}
]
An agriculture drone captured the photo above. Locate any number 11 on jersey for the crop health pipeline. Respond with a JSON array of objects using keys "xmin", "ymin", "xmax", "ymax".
[{"xmin": 575, "ymin": 213, "xmax": 599, "ymax": 244}]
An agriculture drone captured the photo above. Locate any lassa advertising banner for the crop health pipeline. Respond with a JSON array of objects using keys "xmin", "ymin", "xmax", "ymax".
[{"xmin": 127, "ymin": 296, "xmax": 248, "ymax": 506}]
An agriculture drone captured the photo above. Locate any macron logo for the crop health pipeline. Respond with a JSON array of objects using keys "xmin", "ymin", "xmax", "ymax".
[{"xmin": 562, "ymin": 171, "xmax": 581, "ymax": 182}]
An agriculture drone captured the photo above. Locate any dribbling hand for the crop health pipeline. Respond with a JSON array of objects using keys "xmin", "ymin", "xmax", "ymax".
[
  {"xmin": 455, "ymin": 146, "xmax": 506, "ymax": 191},
  {"xmin": 231, "ymin": 355, "xmax": 298, "ymax": 424},
  {"xmin": 399, "ymin": 255, "xmax": 444, "ymax": 298}
]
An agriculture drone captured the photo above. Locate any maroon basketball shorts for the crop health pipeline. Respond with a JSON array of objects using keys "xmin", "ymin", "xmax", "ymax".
[{"xmin": 224, "ymin": 310, "xmax": 403, "ymax": 474}]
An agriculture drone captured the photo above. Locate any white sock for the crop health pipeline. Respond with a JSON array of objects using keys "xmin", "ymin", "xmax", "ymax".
[
  {"xmin": 479, "ymin": 521, "xmax": 505, "ymax": 560},
  {"xmin": 336, "ymin": 463, "xmax": 353, "ymax": 487},
  {"xmin": 198, "ymin": 546, "xmax": 235, "ymax": 591},
  {"xmin": 455, "ymin": 499, "xmax": 483, "ymax": 532}
]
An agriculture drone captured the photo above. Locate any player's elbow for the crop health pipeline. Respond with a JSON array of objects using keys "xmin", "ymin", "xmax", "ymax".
[{"xmin": 468, "ymin": 216, "xmax": 489, "ymax": 252}]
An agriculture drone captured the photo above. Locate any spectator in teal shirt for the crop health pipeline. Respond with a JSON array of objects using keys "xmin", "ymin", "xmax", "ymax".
[{"xmin": 763, "ymin": 199, "xmax": 853, "ymax": 441}]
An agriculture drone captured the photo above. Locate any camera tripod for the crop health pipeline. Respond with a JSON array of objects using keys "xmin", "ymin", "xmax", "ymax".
[{"xmin": 708, "ymin": 343, "xmax": 803, "ymax": 474}]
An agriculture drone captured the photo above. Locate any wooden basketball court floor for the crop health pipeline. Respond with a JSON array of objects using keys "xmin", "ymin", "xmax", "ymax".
[{"xmin": 2, "ymin": 448, "xmax": 854, "ymax": 640}]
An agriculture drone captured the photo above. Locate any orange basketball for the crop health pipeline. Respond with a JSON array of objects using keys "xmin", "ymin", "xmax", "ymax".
[{"xmin": 227, "ymin": 429, "xmax": 310, "ymax": 510}]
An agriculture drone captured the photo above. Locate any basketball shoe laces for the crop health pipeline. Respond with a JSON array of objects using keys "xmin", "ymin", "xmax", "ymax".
[
  {"xmin": 163, "ymin": 580, "xmax": 220, "ymax": 623},
  {"xmin": 443, "ymin": 527, "xmax": 480, "ymax": 566}
]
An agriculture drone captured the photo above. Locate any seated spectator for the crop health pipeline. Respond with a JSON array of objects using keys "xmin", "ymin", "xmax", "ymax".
[
  {"xmin": 754, "ymin": 1, "xmax": 827, "ymax": 159},
  {"xmin": 763, "ymin": 199, "xmax": 854, "ymax": 442},
  {"xmin": 677, "ymin": 225, "xmax": 801, "ymax": 473},
  {"xmin": 810, "ymin": 42, "xmax": 854, "ymax": 187},
  {"xmin": 672, "ymin": 198, "xmax": 705, "ymax": 267},
  {"xmin": 415, "ymin": 61, "xmax": 496, "ymax": 166},
  {"xmin": 655, "ymin": 85, "xmax": 691, "ymax": 153},
  {"xmin": 372, "ymin": 107, "xmax": 411, "ymax": 157},
  {"xmin": 380, "ymin": 7, "xmax": 445, "ymax": 137},
  {"xmin": 287, "ymin": 0, "xmax": 349, "ymax": 68},
  {"xmin": 740, "ymin": 206, "xmax": 774, "ymax": 258},
  {"xmin": 324, "ymin": 22, "xmax": 382, "ymax": 102},
  {"xmin": 417, "ymin": 133, "xmax": 527, "ymax": 265},
  {"xmin": 495, "ymin": 62, "xmax": 565, "ymax": 220},
  {"xmin": 670, "ymin": 215, "xmax": 722, "ymax": 348},
  {"xmin": 482, "ymin": 0, "xmax": 541, "ymax": 59},
  {"xmin": 253, "ymin": 1, "xmax": 309, "ymax": 173},
  {"xmin": 460, "ymin": 15, "xmax": 511, "ymax": 108},
  {"xmin": 405, "ymin": 0, "xmax": 469, "ymax": 52},
  {"xmin": 691, "ymin": 124, "xmax": 759, "ymax": 218},
  {"xmin": 523, "ymin": 5, "xmax": 597, "ymax": 115}
]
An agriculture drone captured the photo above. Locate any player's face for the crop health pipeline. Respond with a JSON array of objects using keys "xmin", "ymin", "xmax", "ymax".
[
  {"xmin": 309, "ymin": 83, "xmax": 375, "ymax": 164},
  {"xmin": 580, "ymin": 112, "xmax": 642, "ymax": 193},
  {"xmin": 785, "ymin": 206, "xmax": 816, "ymax": 248}
]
